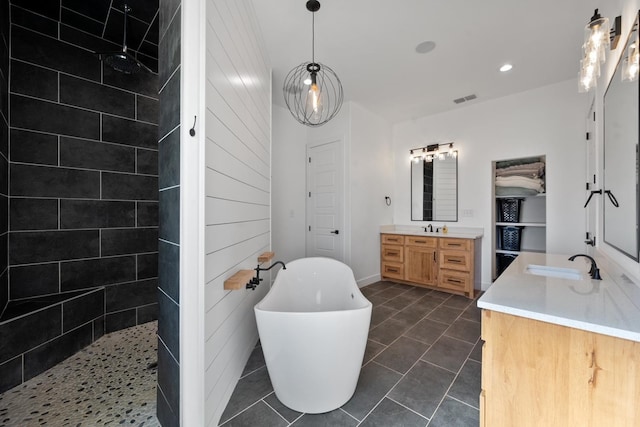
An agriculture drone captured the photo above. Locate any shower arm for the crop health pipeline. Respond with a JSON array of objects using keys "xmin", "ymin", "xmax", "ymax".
[{"xmin": 122, "ymin": 4, "xmax": 131, "ymax": 53}]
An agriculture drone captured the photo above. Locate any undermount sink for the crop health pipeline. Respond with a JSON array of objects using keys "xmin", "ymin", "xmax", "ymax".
[{"xmin": 525, "ymin": 264, "xmax": 584, "ymax": 280}]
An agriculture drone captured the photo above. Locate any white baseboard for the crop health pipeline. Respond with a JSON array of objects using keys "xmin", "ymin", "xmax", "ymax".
[{"xmin": 357, "ymin": 273, "xmax": 381, "ymax": 288}]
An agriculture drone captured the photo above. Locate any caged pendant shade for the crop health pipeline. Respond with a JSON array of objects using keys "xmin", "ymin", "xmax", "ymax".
[{"xmin": 283, "ymin": 0, "xmax": 343, "ymax": 127}]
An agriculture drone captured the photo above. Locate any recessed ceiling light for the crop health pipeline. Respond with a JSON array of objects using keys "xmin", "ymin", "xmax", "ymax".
[
  {"xmin": 500, "ymin": 64, "xmax": 513, "ymax": 72},
  {"xmin": 415, "ymin": 41, "xmax": 436, "ymax": 54}
]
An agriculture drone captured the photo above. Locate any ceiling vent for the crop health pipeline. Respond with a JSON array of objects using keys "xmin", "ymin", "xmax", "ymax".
[{"xmin": 453, "ymin": 94, "xmax": 477, "ymax": 104}]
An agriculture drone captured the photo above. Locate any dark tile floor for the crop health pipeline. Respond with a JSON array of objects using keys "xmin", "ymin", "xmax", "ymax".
[{"xmin": 219, "ymin": 281, "xmax": 483, "ymax": 427}]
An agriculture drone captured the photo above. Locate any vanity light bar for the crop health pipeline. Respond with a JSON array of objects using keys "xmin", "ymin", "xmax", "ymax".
[{"xmin": 409, "ymin": 142, "xmax": 457, "ymax": 162}]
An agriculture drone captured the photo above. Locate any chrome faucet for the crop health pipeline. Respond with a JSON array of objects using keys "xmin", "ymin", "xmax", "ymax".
[
  {"xmin": 568, "ymin": 254, "xmax": 601, "ymax": 280},
  {"xmin": 247, "ymin": 261, "xmax": 287, "ymax": 290}
]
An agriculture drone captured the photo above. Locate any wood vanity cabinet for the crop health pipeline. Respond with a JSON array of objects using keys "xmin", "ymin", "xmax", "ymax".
[
  {"xmin": 480, "ymin": 310, "xmax": 640, "ymax": 427},
  {"xmin": 380, "ymin": 233, "xmax": 475, "ymax": 298}
]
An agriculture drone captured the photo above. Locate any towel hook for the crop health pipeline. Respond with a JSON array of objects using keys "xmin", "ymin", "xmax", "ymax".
[{"xmin": 189, "ymin": 116, "xmax": 197, "ymax": 137}]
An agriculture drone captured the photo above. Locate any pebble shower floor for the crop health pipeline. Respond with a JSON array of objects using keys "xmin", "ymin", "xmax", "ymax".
[{"xmin": 0, "ymin": 321, "xmax": 159, "ymax": 426}]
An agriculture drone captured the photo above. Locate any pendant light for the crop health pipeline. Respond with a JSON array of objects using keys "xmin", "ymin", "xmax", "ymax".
[{"xmin": 283, "ymin": 0, "xmax": 343, "ymax": 127}]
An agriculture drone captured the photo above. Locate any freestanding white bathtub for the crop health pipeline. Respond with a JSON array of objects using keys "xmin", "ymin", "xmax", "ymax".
[{"xmin": 254, "ymin": 257, "xmax": 372, "ymax": 413}]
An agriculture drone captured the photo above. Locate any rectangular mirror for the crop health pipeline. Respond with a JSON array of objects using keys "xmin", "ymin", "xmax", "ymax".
[
  {"xmin": 411, "ymin": 154, "xmax": 458, "ymax": 221},
  {"xmin": 603, "ymin": 11, "xmax": 639, "ymax": 261}
]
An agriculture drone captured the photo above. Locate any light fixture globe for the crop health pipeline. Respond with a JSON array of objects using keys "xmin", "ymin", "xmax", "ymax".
[
  {"xmin": 283, "ymin": 61, "xmax": 343, "ymax": 127},
  {"xmin": 283, "ymin": 0, "xmax": 343, "ymax": 127}
]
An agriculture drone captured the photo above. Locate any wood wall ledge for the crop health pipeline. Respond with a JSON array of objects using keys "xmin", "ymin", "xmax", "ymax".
[
  {"xmin": 258, "ymin": 252, "xmax": 274, "ymax": 263},
  {"xmin": 224, "ymin": 270, "xmax": 255, "ymax": 290}
]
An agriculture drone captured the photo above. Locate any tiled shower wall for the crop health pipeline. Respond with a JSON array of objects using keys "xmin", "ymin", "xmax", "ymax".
[
  {"xmin": 8, "ymin": 6, "xmax": 159, "ymax": 330},
  {"xmin": 0, "ymin": 0, "xmax": 8, "ymax": 315},
  {"xmin": 157, "ymin": 0, "xmax": 180, "ymax": 425}
]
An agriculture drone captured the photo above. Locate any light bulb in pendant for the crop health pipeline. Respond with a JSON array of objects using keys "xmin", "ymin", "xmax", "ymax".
[{"xmin": 306, "ymin": 72, "xmax": 323, "ymax": 118}]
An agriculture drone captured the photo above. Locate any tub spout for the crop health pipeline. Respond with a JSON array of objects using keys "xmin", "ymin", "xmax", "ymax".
[{"xmin": 246, "ymin": 261, "xmax": 287, "ymax": 290}]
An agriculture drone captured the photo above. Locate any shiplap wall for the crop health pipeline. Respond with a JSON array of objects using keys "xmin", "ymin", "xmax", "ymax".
[
  {"xmin": 202, "ymin": 1, "xmax": 271, "ymax": 425},
  {"xmin": 433, "ymin": 156, "xmax": 457, "ymax": 220}
]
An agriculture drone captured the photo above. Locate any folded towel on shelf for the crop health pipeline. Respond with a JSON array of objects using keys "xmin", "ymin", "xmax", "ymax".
[
  {"xmin": 495, "ymin": 187, "xmax": 541, "ymax": 197},
  {"xmin": 495, "ymin": 161, "xmax": 545, "ymax": 179},
  {"xmin": 495, "ymin": 175, "xmax": 544, "ymax": 191}
]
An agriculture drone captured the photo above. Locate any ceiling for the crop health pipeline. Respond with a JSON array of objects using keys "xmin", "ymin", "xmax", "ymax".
[
  {"xmin": 11, "ymin": 0, "xmax": 158, "ymax": 72},
  {"xmin": 252, "ymin": 0, "xmax": 616, "ymax": 124}
]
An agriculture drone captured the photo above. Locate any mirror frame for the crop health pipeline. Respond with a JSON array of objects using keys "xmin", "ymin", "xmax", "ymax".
[{"xmin": 603, "ymin": 11, "xmax": 640, "ymax": 261}]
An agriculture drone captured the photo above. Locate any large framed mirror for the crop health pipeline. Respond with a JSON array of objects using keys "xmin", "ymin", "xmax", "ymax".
[
  {"xmin": 411, "ymin": 146, "xmax": 458, "ymax": 221},
  {"xmin": 603, "ymin": 11, "xmax": 639, "ymax": 261}
]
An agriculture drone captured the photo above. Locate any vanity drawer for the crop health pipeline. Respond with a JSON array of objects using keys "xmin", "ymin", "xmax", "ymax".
[
  {"xmin": 440, "ymin": 250, "xmax": 471, "ymax": 271},
  {"xmin": 382, "ymin": 244, "xmax": 404, "ymax": 262},
  {"xmin": 439, "ymin": 269, "xmax": 471, "ymax": 292},
  {"xmin": 381, "ymin": 262, "xmax": 404, "ymax": 280},
  {"xmin": 382, "ymin": 234, "xmax": 405, "ymax": 245},
  {"xmin": 405, "ymin": 236, "xmax": 437, "ymax": 247},
  {"xmin": 440, "ymin": 238, "xmax": 472, "ymax": 251}
]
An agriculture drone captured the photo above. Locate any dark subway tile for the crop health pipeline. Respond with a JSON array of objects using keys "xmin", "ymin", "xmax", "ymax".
[
  {"xmin": 0, "ymin": 116, "xmax": 7, "ymax": 159},
  {"xmin": 105, "ymin": 308, "xmax": 136, "ymax": 332},
  {"xmin": 0, "ymin": 305, "xmax": 61, "ymax": 362},
  {"xmin": 60, "ymin": 199, "xmax": 135, "ymax": 229},
  {"xmin": 146, "ymin": 15, "xmax": 159, "ymax": 45},
  {"xmin": 113, "ymin": 0, "xmax": 158, "ymax": 25},
  {"xmin": 158, "ymin": 289, "xmax": 179, "ymax": 362},
  {"xmin": 159, "ymin": 70, "xmax": 179, "ymax": 138},
  {"xmin": 0, "ymin": 194, "xmax": 6, "ymax": 233},
  {"xmin": 60, "ymin": 8, "xmax": 104, "ymax": 36},
  {"xmin": 0, "ymin": 356, "xmax": 22, "ymax": 394},
  {"xmin": 0, "ymin": 155, "xmax": 6, "ymax": 195},
  {"xmin": 157, "ymin": 339, "xmax": 180, "ymax": 425},
  {"xmin": 159, "ymin": 7, "xmax": 180, "ymax": 86},
  {"xmin": 102, "ymin": 115, "xmax": 158, "ymax": 149},
  {"xmin": 10, "ymin": 129, "xmax": 58, "ymax": 165},
  {"xmin": 137, "ymin": 148, "xmax": 158, "ymax": 175},
  {"xmin": 60, "ymin": 137, "xmax": 135, "ymax": 172},
  {"xmin": 158, "ymin": 240, "xmax": 178, "ymax": 303},
  {"xmin": 101, "ymin": 227, "xmax": 158, "ymax": 256},
  {"xmin": 0, "ymin": 234, "xmax": 6, "ymax": 276},
  {"xmin": 10, "ymin": 197, "xmax": 58, "ymax": 231},
  {"xmin": 106, "ymin": 278, "xmax": 157, "ymax": 312},
  {"xmin": 103, "ymin": 10, "xmax": 148, "ymax": 51},
  {"xmin": 93, "ymin": 315, "xmax": 105, "ymax": 340},
  {"xmin": 137, "ymin": 303, "xmax": 158, "ymax": 324},
  {"xmin": 158, "ymin": 127, "xmax": 179, "ymax": 189},
  {"xmin": 137, "ymin": 253, "xmax": 158, "ymax": 280},
  {"xmin": 10, "ymin": 6, "xmax": 58, "ymax": 37},
  {"xmin": 60, "ymin": 0, "xmax": 110, "ymax": 23},
  {"xmin": 60, "ymin": 75, "xmax": 135, "ymax": 118},
  {"xmin": 23, "ymin": 323, "xmax": 93, "ymax": 382},
  {"xmin": 103, "ymin": 64, "xmax": 158, "ymax": 98},
  {"xmin": 11, "ymin": 26, "xmax": 101, "ymax": 82},
  {"xmin": 139, "ymin": 40, "xmax": 158, "ymax": 61},
  {"xmin": 137, "ymin": 201, "xmax": 158, "ymax": 227},
  {"xmin": 11, "ymin": 0, "xmax": 60, "ymax": 21},
  {"xmin": 10, "ymin": 95, "xmax": 100, "ymax": 140},
  {"xmin": 10, "ymin": 60, "xmax": 58, "ymax": 101},
  {"xmin": 9, "ymin": 263, "xmax": 59, "ymax": 299},
  {"xmin": 102, "ymin": 172, "xmax": 158, "ymax": 201},
  {"xmin": 137, "ymin": 95, "xmax": 158, "ymax": 124},
  {"xmin": 60, "ymin": 255, "xmax": 136, "ymax": 291},
  {"xmin": 159, "ymin": 0, "xmax": 180, "ymax": 42},
  {"xmin": 9, "ymin": 230, "xmax": 100, "ymax": 265},
  {"xmin": 0, "ymin": 271, "xmax": 7, "ymax": 318},
  {"xmin": 63, "ymin": 289, "xmax": 105, "ymax": 332},
  {"xmin": 10, "ymin": 164, "xmax": 100, "ymax": 198},
  {"xmin": 159, "ymin": 187, "xmax": 179, "ymax": 244},
  {"xmin": 59, "ymin": 24, "xmax": 120, "ymax": 54}
]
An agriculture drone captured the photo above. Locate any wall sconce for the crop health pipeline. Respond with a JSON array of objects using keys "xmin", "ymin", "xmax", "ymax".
[
  {"xmin": 410, "ymin": 143, "xmax": 457, "ymax": 163},
  {"xmin": 622, "ymin": 24, "xmax": 639, "ymax": 82},
  {"xmin": 579, "ymin": 9, "xmax": 610, "ymax": 93}
]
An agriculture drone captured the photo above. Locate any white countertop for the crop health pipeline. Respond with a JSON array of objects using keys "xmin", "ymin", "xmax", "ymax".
[
  {"xmin": 380, "ymin": 224, "xmax": 483, "ymax": 239},
  {"xmin": 477, "ymin": 252, "xmax": 640, "ymax": 342}
]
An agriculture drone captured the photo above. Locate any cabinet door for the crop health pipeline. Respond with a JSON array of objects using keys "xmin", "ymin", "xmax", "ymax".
[{"xmin": 405, "ymin": 246, "xmax": 437, "ymax": 286}]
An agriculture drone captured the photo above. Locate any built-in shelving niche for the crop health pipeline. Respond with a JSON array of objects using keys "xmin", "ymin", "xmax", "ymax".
[{"xmin": 492, "ymin": 155, "xmax": 546, "ymax": 280}]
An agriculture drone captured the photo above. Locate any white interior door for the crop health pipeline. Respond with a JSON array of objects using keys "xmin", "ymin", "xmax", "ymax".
[{"xmin": 306, "ymin": 140, "xmax": 344, "ymax": 261}]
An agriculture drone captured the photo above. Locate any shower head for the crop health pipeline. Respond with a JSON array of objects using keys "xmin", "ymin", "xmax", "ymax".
[{"xmin": 95, "ymin": 4, "xmax": 152, "ymax": 74}]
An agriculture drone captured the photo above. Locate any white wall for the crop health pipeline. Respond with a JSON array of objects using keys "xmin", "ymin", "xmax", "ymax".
[
  {"xmin": 201, "ymin": 1, "xmax": 272, "ymax": 425},
  {"xmin": 272, "ymin": 102, "xmax": 393, "ymax": 285},
  {"xmin": 349, "ymin": 102, "xmax": 394, "ymax": 284},
  {"xmin": 393, "ymin": 79, "xmax": 588, "ymax": 287}
]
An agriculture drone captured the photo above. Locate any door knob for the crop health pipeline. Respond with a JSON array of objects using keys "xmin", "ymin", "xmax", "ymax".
[{"xmin": 330, "ymin": 230, "xmax": 340, "ymax": 235}]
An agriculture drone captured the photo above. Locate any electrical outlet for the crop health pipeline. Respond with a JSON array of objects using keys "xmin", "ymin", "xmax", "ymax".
[{"xmin": 462, "ymin": 209, "xmax": 474, "ymax": 217}]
